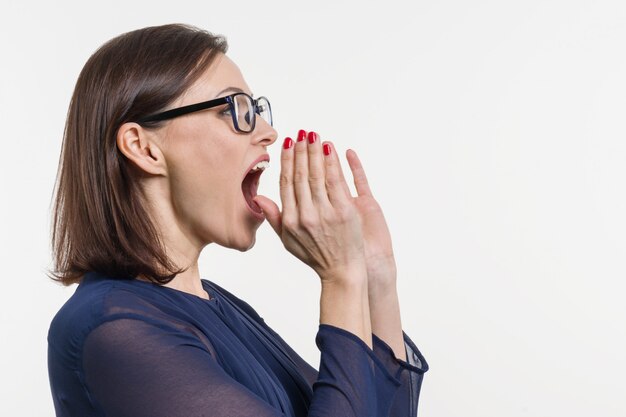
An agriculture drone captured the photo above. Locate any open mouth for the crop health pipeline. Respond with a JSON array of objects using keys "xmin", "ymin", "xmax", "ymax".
[
  {"xmin": 241, "ymin": 156, "xmax": 269, "ymax": 217},
  {"xmin": 242, "ymin": 169, "xmax": 263, "ymax": 213}
]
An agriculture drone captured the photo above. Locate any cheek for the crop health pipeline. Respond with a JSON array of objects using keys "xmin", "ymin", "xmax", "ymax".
[
  {"xmin": 164, "ymin": 128, "xmax": 250, "ymax": 234},
  {"xmin": 169, "ymin": 143, "xmax": 243, "ymax": 216},
  {"xmin": 171, "ymin": 155, "xmax": 233, "ymax": 205}
]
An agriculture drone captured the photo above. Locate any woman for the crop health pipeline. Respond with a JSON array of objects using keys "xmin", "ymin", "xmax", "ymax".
[{"xmin": 47, "ymin": 23, "xmax": 428, "ymax": 417}]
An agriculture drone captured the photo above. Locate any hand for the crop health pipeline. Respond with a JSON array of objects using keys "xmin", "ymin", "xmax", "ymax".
[
  {"xmin": 343, "ymin": 149, "xmax": 398, "ymax": 288},
  {"xmin": 253, "ymin": 130, "xmax": 367, "ymax": 284}
]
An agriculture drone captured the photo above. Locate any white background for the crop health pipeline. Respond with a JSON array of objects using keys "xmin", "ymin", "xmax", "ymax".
[{"xmin": 1, "ymin": 0, "xmax": 625, "ymax": 416}]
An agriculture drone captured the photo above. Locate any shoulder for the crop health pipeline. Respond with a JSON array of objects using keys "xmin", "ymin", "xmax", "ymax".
[
  {"xmin": 48, "ymin": 272, "xmax": 109, "ymax": 348},
  {"xmin": 47, "ymin": 271, "xmax": 164, "ymax": 357}
]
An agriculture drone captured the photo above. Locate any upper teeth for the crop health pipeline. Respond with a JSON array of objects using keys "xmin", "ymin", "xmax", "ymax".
[{"xmin": 250, "ymin": 160, "xmax": 269, "ymax": 172}]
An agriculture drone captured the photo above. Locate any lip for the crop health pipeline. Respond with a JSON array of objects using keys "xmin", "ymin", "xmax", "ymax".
[{"xmin": 242, "ymin": 154, "xmax": 270, "ymax": 182}]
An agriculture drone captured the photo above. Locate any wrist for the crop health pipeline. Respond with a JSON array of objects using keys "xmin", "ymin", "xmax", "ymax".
[
  {"xmin": 319, "ymin": 262, "xmax": 369, "ymax": 288},
  {"xmin": 367, "ymin": 270, "xmax": 397, "ymax": 295}
]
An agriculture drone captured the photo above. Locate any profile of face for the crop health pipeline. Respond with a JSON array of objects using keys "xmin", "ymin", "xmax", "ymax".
[{"xmin": 117, "ymin": 53, "xmax": 278, "ymax": 254}]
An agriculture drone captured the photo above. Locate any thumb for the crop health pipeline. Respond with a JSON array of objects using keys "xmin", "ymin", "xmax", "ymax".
[{"xmin": 253, "ymin": 195, "xmax": 282, "ymax": 236}]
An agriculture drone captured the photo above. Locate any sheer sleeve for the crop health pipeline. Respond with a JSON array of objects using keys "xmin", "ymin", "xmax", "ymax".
[
  {"xmin": 82, "ymin": 318, "xmax": 285, "ymax": 417},
  {"xmin": 311, "ymin": 324, "xmax": 403, "ymax": 416},
  {"xmin": 372, "ymin": 331, "xmax": 429, "ymax": 417},
  {"xmin": 82, "ymin": 318, "xmax": 411, "ymax": 416},
  {"xmin": 257, "ymin": 316, "xmax": 429, "ymax": 417}
]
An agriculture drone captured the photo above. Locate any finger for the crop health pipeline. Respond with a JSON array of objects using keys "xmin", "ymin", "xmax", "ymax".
[
  {"xmin": 346, "ymin": 148, "xmax": 373, "ymax": 197},
  {"xmin": 252, "ymin": 195, "xmax": 282, "ymax": 235},
  {"xmin": 322, "ymin": 141, "xmax": 352, "ymax": 207},
  {"xmin": 307, "ymin": 131, "xmax": 331, "ymax": 207},
  {"xmin": 327, "ymin": 142, "xmax": 352, "ymax": 199},
  {"xmin": 293, "ymin": 129, "xmax": 314, "ymax": 213},
  {"xmin": 279, "ymin": 136, "xmax": 297, "ymax": 220}
]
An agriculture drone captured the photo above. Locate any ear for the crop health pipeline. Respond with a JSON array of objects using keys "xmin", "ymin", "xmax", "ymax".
[{"xmin": 116, "ymin": 122, "xmax": 167, "ymax": 176}]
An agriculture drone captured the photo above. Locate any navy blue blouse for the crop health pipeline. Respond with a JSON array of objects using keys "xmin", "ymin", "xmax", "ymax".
[{"xmin": 47, "ymin": 271, "xmax": 428, "ymax": 416}]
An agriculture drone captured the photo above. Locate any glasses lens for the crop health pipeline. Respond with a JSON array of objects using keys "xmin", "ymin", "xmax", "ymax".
[
  {"xmin": 233, "ymin": 94, "xmax": 254, "ymax": 132},
  {"xmin": 232, "ymin": 94, "xmax": 272, "ymax": 132},
  {"xmin": 256, "ymin": 97, "xmax": 272, "ymax": 126}
]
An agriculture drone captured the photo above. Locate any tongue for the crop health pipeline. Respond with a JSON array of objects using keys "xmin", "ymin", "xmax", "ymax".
[{"xmin": 242, "ymin": 171, "xmax": 262, "ymax": 213}]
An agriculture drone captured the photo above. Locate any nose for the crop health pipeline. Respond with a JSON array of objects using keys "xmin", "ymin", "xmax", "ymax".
[{"xmin": 252, "ymin": 117, "xmax": 278, "ymax": 147}]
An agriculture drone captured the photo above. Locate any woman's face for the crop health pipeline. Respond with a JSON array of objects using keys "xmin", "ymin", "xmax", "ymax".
[{"xmin": 152, "ymin": 53, "xmax": 278, "ymax": 251}]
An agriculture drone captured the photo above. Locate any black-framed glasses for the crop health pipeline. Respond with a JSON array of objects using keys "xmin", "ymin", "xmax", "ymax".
[{"xmin": 135, "ymin": 92, "xmax": 273, "ymax": 133}]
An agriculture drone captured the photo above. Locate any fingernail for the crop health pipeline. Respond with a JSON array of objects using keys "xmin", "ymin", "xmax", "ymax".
[
  {"xmin": 297, "ymin": 129, "xmax": 307, "ymax": 142},
  {"xmin": 308, "ymin": 131, "xmax": 317, "ymax": 144},
  {"xmin": 323, "ymin": 143, "xmax": 331, "ymax": 156},
  {"xmin": 283, "ymin": 137, "xmax": 293, "ymax": 149}
]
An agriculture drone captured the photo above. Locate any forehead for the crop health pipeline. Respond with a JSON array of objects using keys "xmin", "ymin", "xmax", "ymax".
[{"xmin": 182, "ymin": 53, "xmax": 252, "ymax": 103}]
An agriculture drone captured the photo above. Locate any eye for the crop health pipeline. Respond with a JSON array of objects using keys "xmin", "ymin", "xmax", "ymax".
[{"xmin": 219, "ymin": 105, "xmax": 232, "ymax": 116}]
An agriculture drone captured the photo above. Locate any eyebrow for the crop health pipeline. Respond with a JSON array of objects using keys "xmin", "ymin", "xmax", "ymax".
[{"xmin": 214, "ymin": 86, "xmax": 254, "ymax": 98}]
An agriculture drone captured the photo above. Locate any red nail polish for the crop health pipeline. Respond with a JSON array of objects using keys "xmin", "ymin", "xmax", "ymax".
[
  {"xmin": 308, "ymin": 131, "xmax": 317, "ymax": 144},
  {"xmin": 283, "ymin": 137, "xmax": 293, "ymax": 149},
  {"xmin": 297, "ymin": 129, "xmax": 306, "ymax": 142},
  {"xmin": 323, "ymin": 143, "xmax": 331, "ymax": 156}
]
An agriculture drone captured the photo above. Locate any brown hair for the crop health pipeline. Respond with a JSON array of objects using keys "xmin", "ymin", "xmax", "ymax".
[{"xmin": 48, "ymin": 23, "xmax": 228, "ymax": 286}]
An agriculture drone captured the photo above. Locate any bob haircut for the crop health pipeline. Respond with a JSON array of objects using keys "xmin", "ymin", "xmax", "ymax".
[{"xmin": 48, "ymin": 23, "xmax": 228, "ymax": 286}]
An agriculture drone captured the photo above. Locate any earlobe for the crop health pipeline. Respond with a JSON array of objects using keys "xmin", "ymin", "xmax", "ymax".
[{"xmin": 116, "ymin": 122, "xmax": 166, "ymax": 176}]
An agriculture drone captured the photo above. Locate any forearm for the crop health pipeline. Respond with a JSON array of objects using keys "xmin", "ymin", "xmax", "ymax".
[
  {"xmin": 368, "ymin": 279, "xmax": 406, "ymax": 361},
  {"xmin": 319, "ymin": 264, "xmax": 373, "ymax": 349}
]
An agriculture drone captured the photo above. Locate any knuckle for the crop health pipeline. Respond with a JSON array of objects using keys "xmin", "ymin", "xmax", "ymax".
[
  {"xmin": 299, "ymin": 213, "xmax": 319, "ymax": 231},
  {"xmin": 325, "ymin": 175, "xmax": 341, "ymax": 188},
  {"xmin": 281, "ymin": 216, "xmax": 297, "ymax": 232},
  {"xmin": 336, "ymin": 205, "xmax": 355, "ymax": 222},
  {"xmin": 308, "ymin": 172, "xmax": 323, "ymax": 183},
  {"xmin": 321, "ymin": 210, "xmax": 338, "ymax": 225},
  {"xmin": 279, "ymin": 173, "xmax": 292, "ymax": 188},
  {"xmin": 294, "ymin": 170, "xmax": 308, "ymax": 183}
]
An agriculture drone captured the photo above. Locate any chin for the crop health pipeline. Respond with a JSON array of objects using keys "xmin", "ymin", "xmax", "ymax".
[
  {"xmin": 243, "ymin": 239, "xmax": 257, "ymax": 251},
  {"xmin": 235, "ymin": 234, "xmax": 257, "ymax": 252},
  {"xmin": 235, "ymin": 221, "xmax": 262, "ymax": 252}
]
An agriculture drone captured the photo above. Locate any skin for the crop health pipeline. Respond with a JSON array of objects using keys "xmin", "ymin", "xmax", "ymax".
[
  {"xmin": 117, "ymin": 52, "xmax": 407, "ymax": 360},
  {"xmin": 256, "ymin": 139, "xmax": 406, "ymax": 360},
  {"xmin": 116, "ymin": 53, "xmax": 277, "ymax": 299}
]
